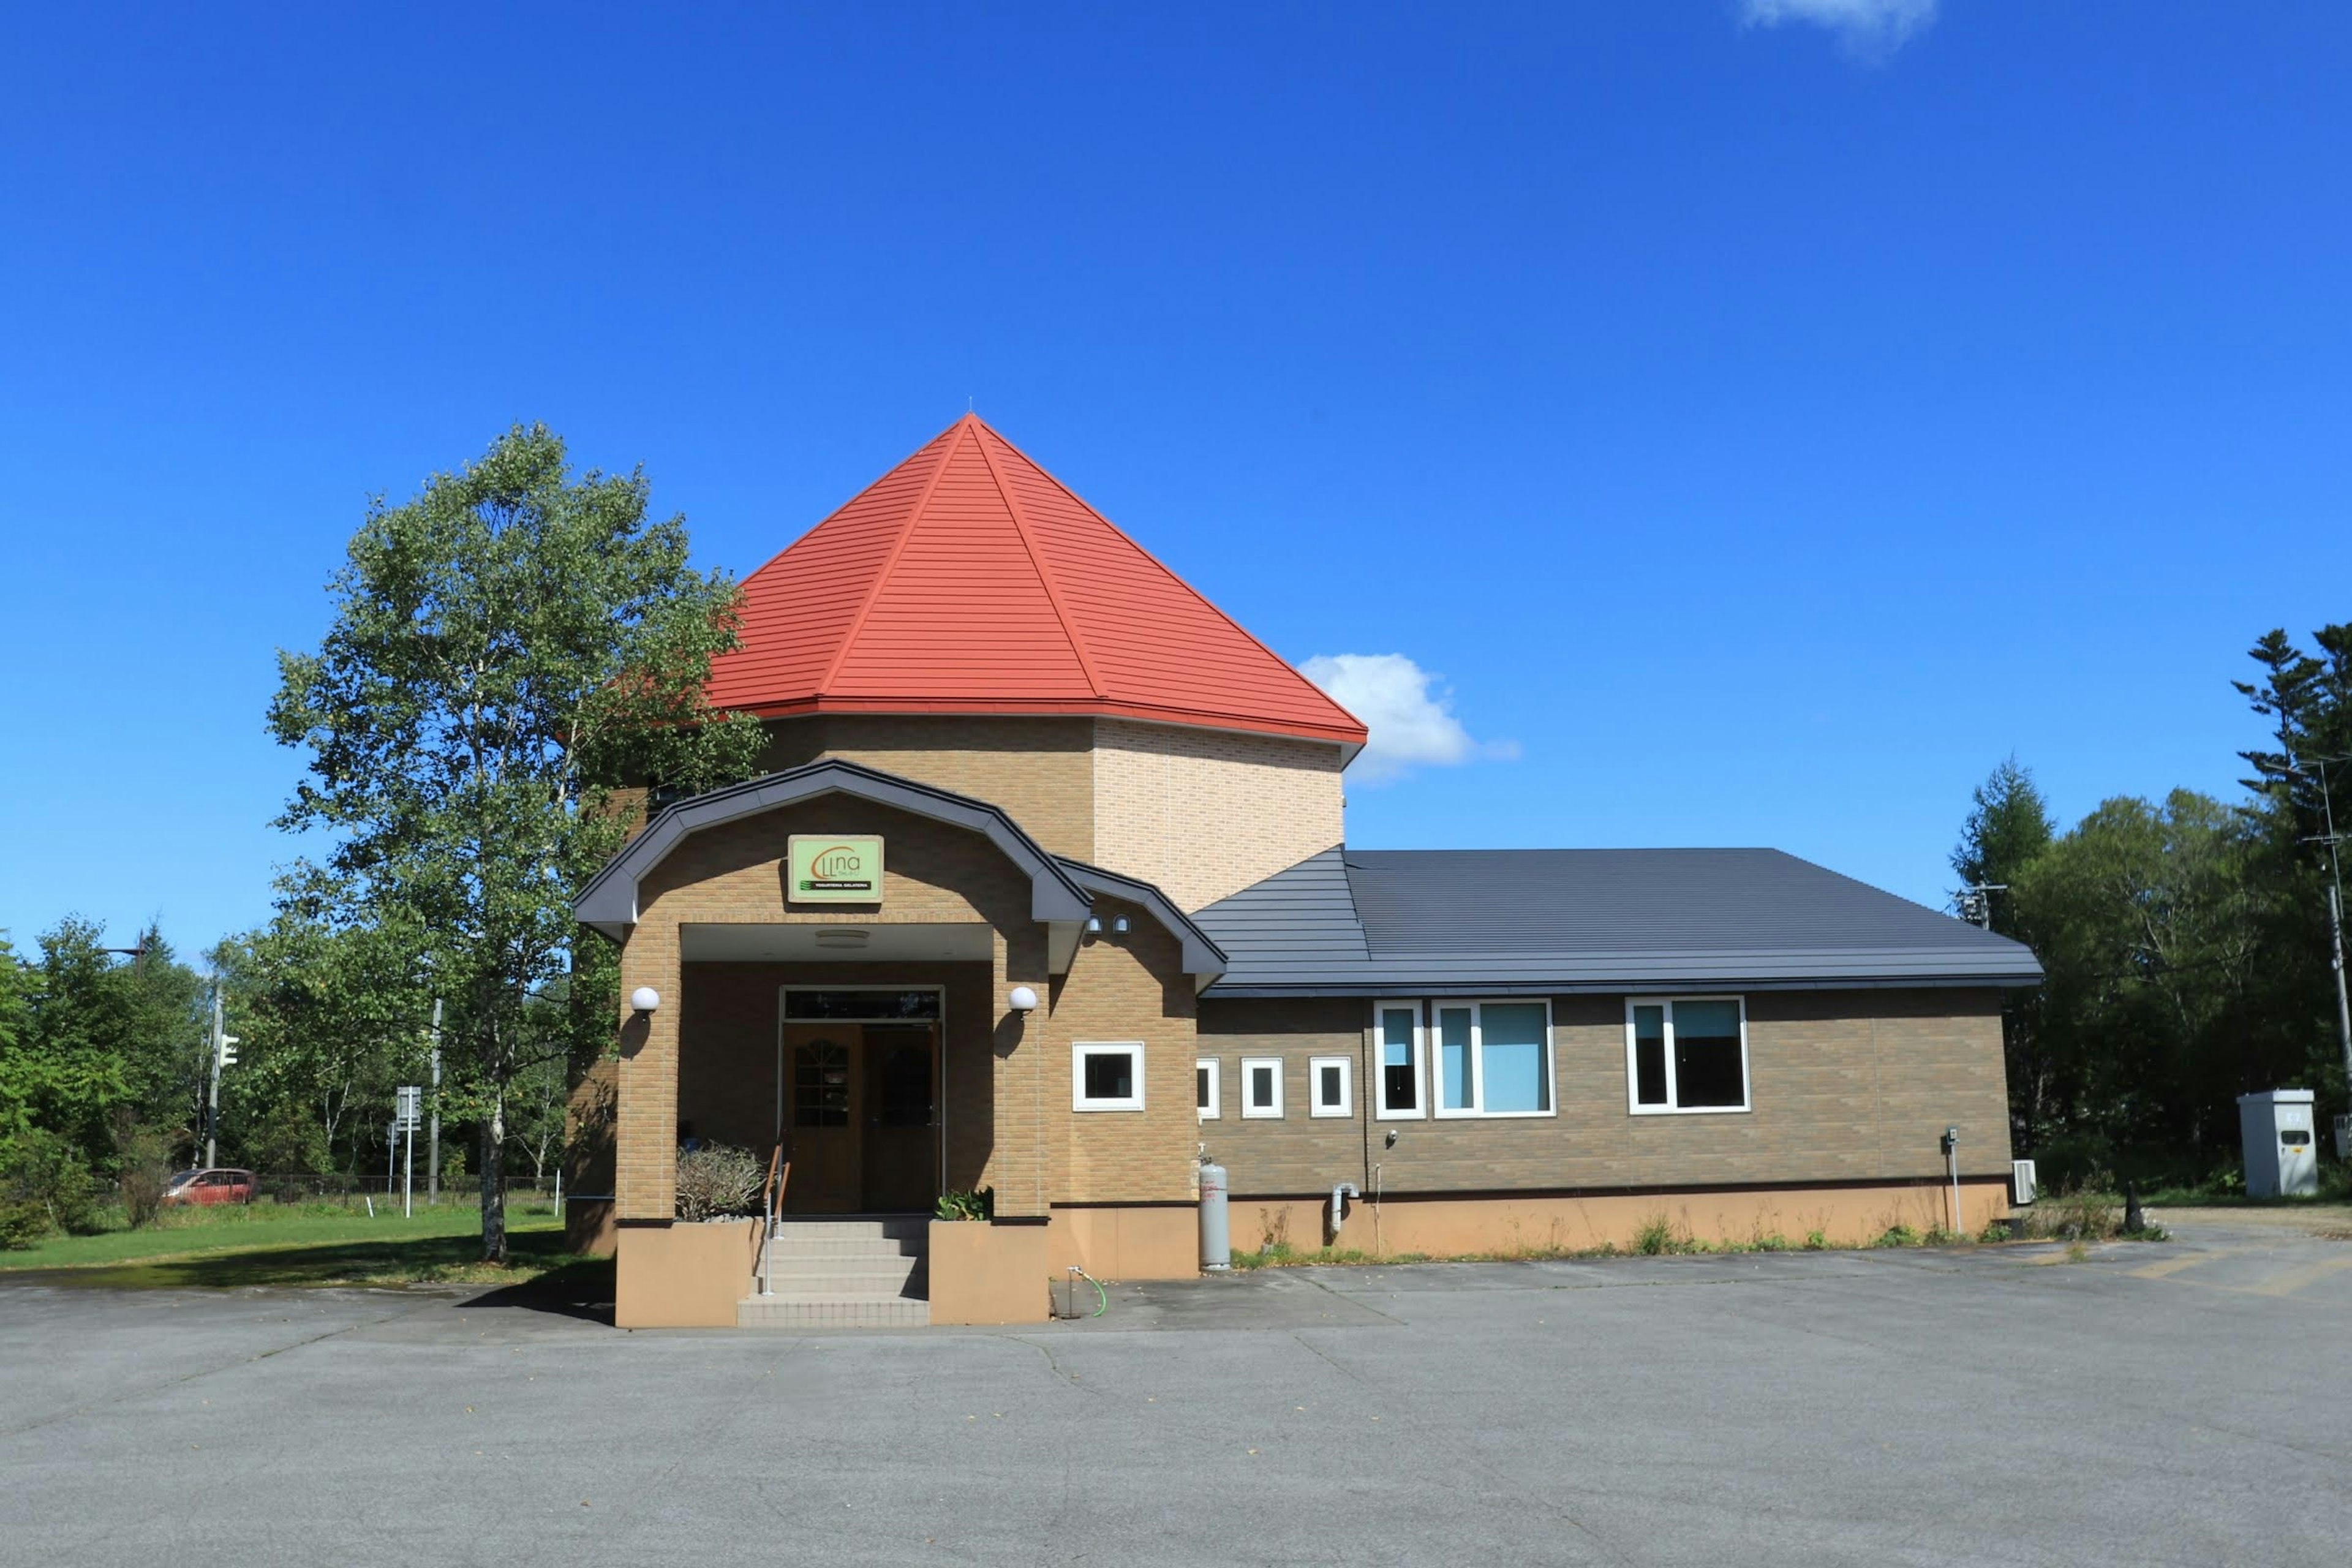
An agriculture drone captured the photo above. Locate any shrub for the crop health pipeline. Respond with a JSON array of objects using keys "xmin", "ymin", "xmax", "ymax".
[
  {"xmin": 116, "ymin": 1125, "xmax": 176, "ymax": 1229},
  {"xmin": 0, "ymin": 1129, "xmax": 100, "ymax": 1246},
  {"xmin": 1871, "ymin": 1224, "xmax": 1923, "ymax": 1248},
  {"xmin": 673, "ymin": 1144, "xmax": 762, "ymax": 1221},
  {"xmin": 1802, "ymin": 1229, "xmax": 1828, "ymax": 1251},
  {"xmin": 1632, "ymin": 1213, "xmax": 1690, "ymax": 1255},
  {"xmin": 935, "ymin": 1187, "xmax": 993, "ymax": 1222}
]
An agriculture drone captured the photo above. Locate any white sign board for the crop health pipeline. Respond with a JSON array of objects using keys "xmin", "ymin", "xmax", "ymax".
[{"xmin": 395, "ymin": 1085, "xmax": 423, "ymax": 1131}]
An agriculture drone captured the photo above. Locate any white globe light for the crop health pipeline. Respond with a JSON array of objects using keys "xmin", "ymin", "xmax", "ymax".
[
  {"xmin": 629, "ymin": 986, "xmax": 661, "ymax": 1013},
  {"xmin": 1007, "ymin": 986, "xmax": 1039, "ymax": 1013}
]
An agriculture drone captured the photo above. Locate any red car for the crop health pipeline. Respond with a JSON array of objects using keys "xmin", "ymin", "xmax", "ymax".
[{"xmin": 161, "ymin": 1168, "xmax": 256, "ymax": 1206}]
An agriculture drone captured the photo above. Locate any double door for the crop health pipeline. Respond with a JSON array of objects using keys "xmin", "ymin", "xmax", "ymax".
[{"xmin": 781, "ymin": 1023, "xmax": 937, "ymax": 1213}]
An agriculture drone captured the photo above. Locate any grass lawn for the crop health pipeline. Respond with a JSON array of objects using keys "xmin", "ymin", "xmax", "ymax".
[{"xmin": 0, "ymin": 1200, "xmax": 595, "ymax": 1291}]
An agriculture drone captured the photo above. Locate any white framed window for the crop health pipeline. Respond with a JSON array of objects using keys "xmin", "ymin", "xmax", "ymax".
[
  {"xmin": 1309, "ymin": 1055, "xmax": 1352, "ymax": 1118},
  {"xmin": 1240, "ymin": 1057, "xmax": 1284, "ymax": 1118},
  {"xmin": 1626, "ymin": 997, "xmax": 1750, "ymax": 1115},
  {"xmin": 1196, "ymin": 1057, "xmax": 1221, "ymax": 1120},
  {"xmin": 1431, "ymin": 1000, "xmax": 1555, "ymax": 1119},
  {"xmin": 1374, "ymin": 1003, "xmax": 1425, "ymax": 1119},
  {"xmin": 1072, "ymin": 1041, "xmax": 1145, "ymax": 1112}
]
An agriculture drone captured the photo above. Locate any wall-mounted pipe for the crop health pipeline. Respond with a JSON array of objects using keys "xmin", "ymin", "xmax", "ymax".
[{"xmin": 1327, "ymin": 1182, "xmax": 1361, "ymax": 1246}]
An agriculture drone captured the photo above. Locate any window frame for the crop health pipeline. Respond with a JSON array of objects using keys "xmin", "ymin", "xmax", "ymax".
[
  {"xmin": 1240, "ymin": 1056, "xmax": 1284, "ymax": 1119},
  {"xmin": 1308, "ymin": 1055, "xmax": 1353, "ymax": 1118},
  {"xmin": 1623, "ymin": 996, "xmax": 1752, "ymax": 1116},
  {"xmin": 1428, "ymin": 999, "xmax": 1558, "ymax": 1120},
  {"xmin": 1373, "ymin": 1001, "xmax": 1426, "ymax": 1120},
  {"xmin": 1196, "ymin": 1057, "xmax": 1221, "ymax": 1121},
  {"xmin": 1071, "ymin": 1041, "xmax": 1146, "ymax": 1113}
]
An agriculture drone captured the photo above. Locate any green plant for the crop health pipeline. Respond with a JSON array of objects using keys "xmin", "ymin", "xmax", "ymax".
[
  {"xmin": 1802, "ymin": 1229, "xmax": 1827, "ymax": 1251},
  {"xmin": 1871, "ymin": 1224, "xmax": 1922, "ymax": 1248},
  {"xmin": 116, "ymin": 1124, "xmax": 175, "ymax": 1229},
  {"xmin": 0, "ymin": 1129, "xmax": 100, "ymax": 1246},
  {"xmin": 934, "ymin": 1186, "xmax": 993, "ymax": 1222},
  {"xmin": 1632, "ymin": 1213, "xmax": 1687, "ymax": 1256},
  {"xmin": 1754, "ymin": 1232, "xmax": 1791, "ymax": 1251}
]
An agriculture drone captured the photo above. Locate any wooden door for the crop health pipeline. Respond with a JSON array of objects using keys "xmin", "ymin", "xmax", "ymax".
[
  {"xmin": 782, "ymin": 1025, "xmax": 862, "ymax": 1212},
  {"xmin": 860, "ymin": 1028, "xmax": 938, "ymax": 1213}
]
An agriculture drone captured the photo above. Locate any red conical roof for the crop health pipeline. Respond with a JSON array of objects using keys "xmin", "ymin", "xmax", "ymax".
[{"xmin": 706, "ymin": 415, "xmax": 1368, "ymax": 748}]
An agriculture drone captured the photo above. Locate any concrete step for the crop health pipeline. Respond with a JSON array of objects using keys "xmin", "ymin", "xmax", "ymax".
[
  {"xmin": 760, "ymin": 1259, "xmax": 926, "ymax": 1297},
  {"xmin": 768, "ymin": 1215, "xmax": 930, "ymax": 1242},
  {"xmin": 764, "ymin": 1230, "xmax": 927, "ymax": 1259},
  {"xmin": 737, "ymin": 1295, "xmax": 931, "ymax": 1330}
]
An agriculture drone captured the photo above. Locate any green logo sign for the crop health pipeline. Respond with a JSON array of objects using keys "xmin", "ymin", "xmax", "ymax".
[{"xmin": 788, "ymin": 835, "xmax": 883, "ymax": 903}]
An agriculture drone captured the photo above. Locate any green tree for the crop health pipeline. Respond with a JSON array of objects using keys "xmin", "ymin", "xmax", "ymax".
[
  {"xmin": 2016, "ymin": 791, "xmax": 2264, "ymax": 1170},
  {"xmin": 268, "ymin": 424, "xmax": 761, "ymax": 1261},
  {"xmin": 1951, "ymin": 759, "xmax": 2055, "ymax": 1148},
  {"xmin": 2234, "ymin": 625, "xmax": 2352, "ymax": 1117},
  {"xmin": 2, "ymin": 919, "xmax": 203, "ymax": 1160},
  {"xmin": 209, "ymin": 902, "xmax": 429, "ymax": 1177}
]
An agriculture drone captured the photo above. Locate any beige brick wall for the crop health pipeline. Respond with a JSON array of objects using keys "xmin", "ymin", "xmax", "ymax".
[
  {"xmin": 614, "ymin": 797, "xmax": 1047, "ymax": 1221},
  {"xmin": 1090, "ymin": 719, "xmax": 1346, "ymax": 910},
  {"xmin": 1195, "ymin": 989, "xmax": 2014, "ymax": 1198},
  {"xmin": 758, "ymin": 715, "xmax": 1096, "ymax": 861}
]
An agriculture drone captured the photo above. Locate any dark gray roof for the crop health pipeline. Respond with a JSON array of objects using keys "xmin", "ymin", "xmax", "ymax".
[{"xmin": 1195, "ymin": 847, "xmax": 2043, "ymax": 997}]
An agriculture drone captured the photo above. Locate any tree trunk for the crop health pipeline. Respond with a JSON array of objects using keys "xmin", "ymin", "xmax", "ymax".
[{"xmin": 480, "ymin": 1085, "xmax": 508, "ymax": 1265}]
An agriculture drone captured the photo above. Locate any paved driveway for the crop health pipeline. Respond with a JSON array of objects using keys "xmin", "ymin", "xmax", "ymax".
[{"xmin": 4, "ymin": 1216, "xmax": 2349, "ymax": 1567}]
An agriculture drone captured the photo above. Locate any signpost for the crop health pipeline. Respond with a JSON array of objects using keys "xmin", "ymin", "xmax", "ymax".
[
  {"xmin": 204, "ymin": 993, "xmax": 239, "ymax": 1169},
  {"xmin": 395, "ymin": 1086, "xmax": 423, "ymax": 1219}
]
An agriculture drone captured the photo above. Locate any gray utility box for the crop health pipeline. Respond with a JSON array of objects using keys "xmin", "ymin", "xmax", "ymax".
[{"xmin": 2237, "ymin": 1090, "xmax": 2319, "ymax": 1199}]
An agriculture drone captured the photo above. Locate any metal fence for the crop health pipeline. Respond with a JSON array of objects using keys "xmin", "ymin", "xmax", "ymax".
[{"xmin": 238, "ymin": 1172, "xmax": 565, "ymax": 1207}]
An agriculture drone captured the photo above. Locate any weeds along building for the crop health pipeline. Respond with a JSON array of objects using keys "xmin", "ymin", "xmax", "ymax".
[{"xmin": 571, "ymin": 414, "xmax": 2041, "ymax": 1328}]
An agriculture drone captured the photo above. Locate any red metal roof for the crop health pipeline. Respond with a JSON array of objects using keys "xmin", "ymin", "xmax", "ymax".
[{"xmin": 706, "ymin": 415, "xmax": 1368, "ymax": 747}]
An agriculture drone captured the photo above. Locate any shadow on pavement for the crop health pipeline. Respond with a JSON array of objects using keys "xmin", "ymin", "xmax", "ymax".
[{"xmin": 453, "ymin": 1258, "xmax": 617, "ymax": 1325}]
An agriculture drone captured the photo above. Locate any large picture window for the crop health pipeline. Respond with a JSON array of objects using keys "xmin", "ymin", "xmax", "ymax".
[
  {"xmin": 1376, "ymin": 1003, "xmax": 1423, "ymax": 1118},
  {"xmin": 1431, "ymin": 1001, "xmax": 1554, "ymax": 1118},
  {"xmin": 1626, "ymin": 998, "xmax": 1749, "ymax": 1114}
]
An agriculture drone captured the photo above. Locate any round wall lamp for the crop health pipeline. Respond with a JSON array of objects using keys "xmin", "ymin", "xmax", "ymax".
[
  {"xmin": 1007, "ymin": 986, "xmax": 1039, "ymax": 1013},
  {"xmin": 629, "ymin": 986, "xmax": 662, "ymax": 1013}
]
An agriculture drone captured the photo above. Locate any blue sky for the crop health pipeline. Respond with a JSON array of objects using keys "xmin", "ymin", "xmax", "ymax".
[{"xmin": 4, "ymin": 2, "xmax": 2348, "ymax": 960}]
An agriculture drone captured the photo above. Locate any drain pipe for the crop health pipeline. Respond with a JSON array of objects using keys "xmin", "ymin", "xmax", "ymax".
[{"xmin": 1327, "ymin": 1182, "xmax": 1361, "ymax": 1246}]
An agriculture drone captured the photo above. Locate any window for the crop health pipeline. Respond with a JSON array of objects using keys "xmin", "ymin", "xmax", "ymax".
[
  {"xmin": 793, "ymin": 1038, "xmax": 851, "ymax": 1127},
  {"xmin": 1626, "ymin": 998, "xmax": 1749, "ymax": 1114},
  {"xmin": 1431, "ymin": 1001, "xmax": 1554, "ymax": 1118},
  {"xmin": 1310, "ymin": 1055, "xmax": 1352, "ymax": 1118},
  {"xmin": 1241, "ymin": 1057, "xmax": 1283, "ymax": 1118},
  {"xmin": 1376, "ymin": 1004, "xmax": 1423, "ymax": 1118},
  {"xmin": 1196, "ymin": 1058, "xmax": 1221, "ymax": 1120},
  {"xmin": 1072, "ymin": 1042, "xmax": 1145, "ymax": 1112}
]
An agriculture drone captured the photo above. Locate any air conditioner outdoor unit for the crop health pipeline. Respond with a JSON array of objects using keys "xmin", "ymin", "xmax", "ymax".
[{"xmin": 2010, "ymin": 1159, "xmax": 2037, "ymax": 1206}]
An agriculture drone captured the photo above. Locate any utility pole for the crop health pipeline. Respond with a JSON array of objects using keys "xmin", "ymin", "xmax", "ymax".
[
  {"xmin": 1958, "ymin": 884, "xmax": 2008, "ymax": 930},
  {"xmin": 427, "ymin": 998, "xmax": 443, "ymax": 1205},
  {"xmin": 2291, "ymin": 756, "xmax": 2352, "ymax": 1115},
  {"xmin": 203, "ymin": 992, "xmax": 238, "ymax": 1169}
]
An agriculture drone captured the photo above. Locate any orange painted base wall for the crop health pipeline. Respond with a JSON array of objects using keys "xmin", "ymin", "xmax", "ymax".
[
  {"xmin": 1234, "ymin": 1180, "xmax": 2013, "ymax": 1258},
  {"xmin": 1049, "ymin": 1206, "xmax": 1198, "ymax": 1280},
  {"xmin": 614, "ymin": 1220, "xmax": 759, "ymax": 1328},
  {"xmin": 929, "ymin": 1221, "xmax": 1051, "ymax": 1324}
]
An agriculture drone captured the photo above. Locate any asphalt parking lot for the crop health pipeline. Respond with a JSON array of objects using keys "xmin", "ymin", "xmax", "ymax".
[{"xmin": 5, "ymin": 1212, "xmax": 2349, "ymax": 1567}]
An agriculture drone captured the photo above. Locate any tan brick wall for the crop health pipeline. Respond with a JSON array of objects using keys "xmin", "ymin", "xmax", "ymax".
[
  {"xmin": 1090, "ymin": 719, "xmax": 1346, "ymax": 910},
  {"xmin": 757, "ymin": 715, "xmax": 1096, "ymax": 861},
  {"xmin": 614, "ymin": 796, "xmax": 1045, "ymax": 1221},
  {"xmin": 1035, "ymin": 894, "xmax": 1201, "ymax": 1206},
  {"xmin": 1195, "ymin": 989, "xmax": 2015, "ymax": 1198}
]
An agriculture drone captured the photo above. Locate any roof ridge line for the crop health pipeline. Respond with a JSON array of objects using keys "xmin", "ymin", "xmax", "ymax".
[
  {"xmin": 815, "ymin": 420, "xmax": 967, "ymax": 695},
  {"xmin": 970, "ymin": 419, "xmax": 1363, "ymax": 740},
  {"xmin": 968, "ymin": 421, "xmax": 1107, "ymax": 699}
]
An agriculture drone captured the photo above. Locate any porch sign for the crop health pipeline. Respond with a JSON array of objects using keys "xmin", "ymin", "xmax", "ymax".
[{"xmin": 788, "ymin": 835, "xmax": 884, "ymax": 903}]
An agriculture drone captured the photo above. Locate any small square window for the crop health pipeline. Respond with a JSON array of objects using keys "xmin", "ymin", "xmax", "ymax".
[
  {"xmin": 1196, "ymin": 1058, "xmax": 1221, "ymax": 1120},
  {"xmin": 1241, "ymin": 1057, "xmax": 1283, "ymax": 1118},
  {"xmin": 1072, "ymin": 1042, "xmax": 1145, "ymax": 1112},
  {"xmin": 1310, "ymin": 1055, "xmax": 1352, "ymax": 1118}
]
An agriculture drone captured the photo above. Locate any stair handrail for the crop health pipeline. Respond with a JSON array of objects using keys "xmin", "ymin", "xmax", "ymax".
[{"xmin": 758, "ymin": 1144, "xmax": 788, "ymax": 1297}]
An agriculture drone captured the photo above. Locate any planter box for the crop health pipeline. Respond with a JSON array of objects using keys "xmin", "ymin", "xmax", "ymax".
[{"xmin": 928, "ymin": 1219, "xmax": 1050, "ymax": 1325}]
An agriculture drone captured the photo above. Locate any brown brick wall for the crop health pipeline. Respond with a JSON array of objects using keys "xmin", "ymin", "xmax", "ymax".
[
  {"xmin": 757, "ymin": 715, "xmax": 1096, "ymax": 861},
  {"xmin": 1195, "ymin": 989, "xmax": 2014, "ymax": 1197}
]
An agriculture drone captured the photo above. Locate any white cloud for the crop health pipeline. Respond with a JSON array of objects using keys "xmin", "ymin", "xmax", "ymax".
[
  {"xmin": 1741, "ymin": 0, "xmax": 1937, "ymax": 60},
  {"xmin": 1298, "ymin": 653, "xmax": 1518, "ymax": 785}
]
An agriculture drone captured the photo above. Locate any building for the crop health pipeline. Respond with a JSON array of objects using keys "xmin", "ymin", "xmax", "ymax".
[{"xmin": 571, "ymin": 414, "xmax": 2040, "ymax": 1328}]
